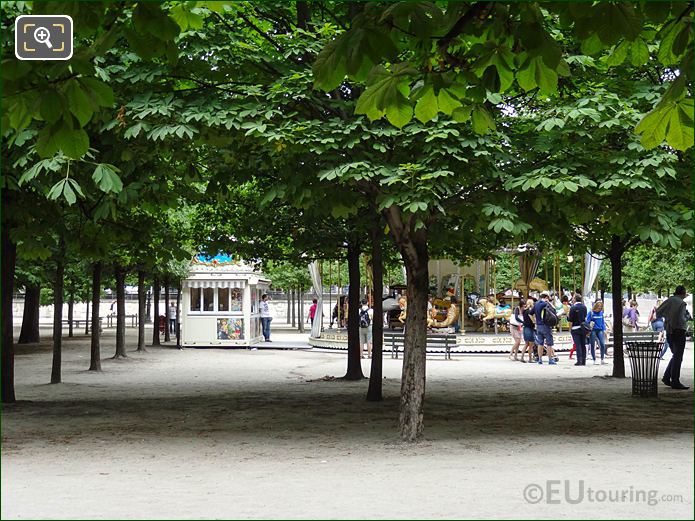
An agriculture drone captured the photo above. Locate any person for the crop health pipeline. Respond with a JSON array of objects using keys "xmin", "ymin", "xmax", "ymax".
[
  {"xmin": 168, "ymin": 302, "xmax": 177, "ymax": 334},
  {"xmin": 656, "ymin": 286, "xmax": 689, "ymax": 390},
  {"xmin": 534, "ymin": 292, "xmax": 557, "ymax": 365},
  {"xmin": 587, "ymin": 300, "xmax": 607, "ymax": 365},
  {"xmin": 568, "ymin": 295, "xmax": 588, "ymax": 366},
  {"xmin": 508, "ymin": 297, "xmax": 524, "ymax": 361},
  {"xmin": 648, "ymin": 299, "xmax": 670, "ymax": 360},
  {"xmin": 358, "ymin": 299, "xmax": 374, "ymax": 358},
  {"xmin": 623, "ymin": 300, "xmax": 639, "ymax": 331},
  {"xmin": 559, "ymin": 295, "xmax": 570, "ymax": 331},
  {"xmin": 260, "ymin": 294, "xmax": 272, "ymax": 342},
  {"xmin": 520, "ymin": 298, "xmax": 536, "ymax": 363},
  {"xmin": 308, "ymin": 298, "xmax": 318, "ymax": 326}
]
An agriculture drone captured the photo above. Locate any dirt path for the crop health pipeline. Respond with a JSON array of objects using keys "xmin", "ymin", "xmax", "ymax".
[{"xmin": 2, "ymin": 329, "xmax": 693, "ymax": 519}]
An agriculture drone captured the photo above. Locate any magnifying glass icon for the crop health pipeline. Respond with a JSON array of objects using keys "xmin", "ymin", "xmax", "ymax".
[{"xmin": 33, "ymin": 26, "xmax": 53, "ymax": 49}]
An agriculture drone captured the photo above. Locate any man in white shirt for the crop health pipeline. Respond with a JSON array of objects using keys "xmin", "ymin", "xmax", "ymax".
[
  {"xmin": 168, "ymin": 303, "xmax": 177, "ymax": 334},
  {"xmin": 260, "ymin": 294, "xmax": 272, "ymax": 342}
]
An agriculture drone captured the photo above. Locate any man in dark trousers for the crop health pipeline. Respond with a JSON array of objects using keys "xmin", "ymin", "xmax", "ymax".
[
  {"xmin": 657, "ymin": 286, "xmax": 690, "ymax": 390},
  {"xmin": 568, "ymin": 294, "xmax": 588, "ymax": 366}
]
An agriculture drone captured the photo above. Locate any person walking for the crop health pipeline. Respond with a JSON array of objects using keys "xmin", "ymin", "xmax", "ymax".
[
  {"xmin": 648, "ymin": 300, "xmax": 670, "ymax": 360},
  {"xmin": 587, "ymin": 300, "xmax": 607, "ymax": 365},
  {"xmin": 308, "ymin": 298, "xmax": 318, "ymax": 326},
  {"xmin": 534, "ymin": 292, "xmax": 557, "ymax": 365},
  {"xmin": 520, "ymin": 298, "xmax": 536, "ymax": 363},
  {"xmin": 168, "ymin": 302, "xmax": 177, "ymax": 334},
  {"xmin": 260, "ymin": 294, "xmax": 272, "ymax": 342},
  {"xmin": 508, "ymin": 298, "xmax": 524, "ymax": 361},
  {"xmin": 657, "ymin": 286, "xmax": 690, "ymax": 390},
  {"xmin": 623, "ymin": 300, "xmax": 640, "ymax": 331},
  {"xmin": 568, "ymin": 295, "xmax": 588, "ymax": 366},
  {"xmin": 358, "ymin": 299, "xmax": 374, "ymax": 358}
]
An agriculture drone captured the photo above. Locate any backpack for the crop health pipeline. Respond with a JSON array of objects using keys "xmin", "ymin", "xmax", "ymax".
[
  {"xmin": 359, "ymin": 308, "xmax": 371, "ymax": 328},
  {"xmin": 567, "ymin": 305, "xmax": 576, "ymax": 323},
  {"xmin": 541, "ymin": 303, "xmax": 559, "ymax": 327}
]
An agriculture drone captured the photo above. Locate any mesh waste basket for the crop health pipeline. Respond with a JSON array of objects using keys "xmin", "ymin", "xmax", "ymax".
[{"xmin": 625, "ymin": 340, "xmax": 664, "ymax": 397}]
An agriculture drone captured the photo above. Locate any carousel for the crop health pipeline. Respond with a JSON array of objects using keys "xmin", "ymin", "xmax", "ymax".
[
  {"xmin": 180, "ymin": 254, "xmax": 271, "ymax": 347},
  {"xmin": 307, "ymin": 247, "xmax": 604, "ymax": 354}
]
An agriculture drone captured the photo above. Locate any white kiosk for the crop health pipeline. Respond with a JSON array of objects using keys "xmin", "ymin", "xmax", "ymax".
[{"xmin": 180, "ymin": 255, "xmax": 271, "ymax": 347}]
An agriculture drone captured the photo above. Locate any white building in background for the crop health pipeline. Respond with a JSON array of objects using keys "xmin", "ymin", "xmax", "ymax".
[{"xmin": 180, "ymin": 255, "xmax": 270, "ymax": 347}]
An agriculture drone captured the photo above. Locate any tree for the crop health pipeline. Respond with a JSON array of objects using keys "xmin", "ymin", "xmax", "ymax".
[{"xmin": 313, "ymin": 2, "xmax": 693, "ymax": 151}]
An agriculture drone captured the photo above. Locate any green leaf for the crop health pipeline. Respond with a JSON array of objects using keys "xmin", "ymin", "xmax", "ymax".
[
  {"xmin": 35, "ymin": 125, "xmax": 61, "ymax": 158},
  {"xmin": 65, "ymin": 81, "xmax": 94, "ymax": 127},
  {"xmin": 437, "ymin": 88, "xmax": 462, "ymax": 116},
  {"xmin": 47, "ymin": 178, "xmax": 77, "ymax": 205},
  {"xmin": 630, "ymin": 38, "xmax": 650, "ymax": 66},
  {"xmin": 78, "ymin": 78, "xmax": 115, "ymax": 107},
  {"xmin": 452, "ymin": 105, "xmax": 473, "ymax": 123},
  {"xmin": 636, "ymin": 98, "xmax": 694, "ymax": 151},
  {"xmin": 92, "ymin": 163, "xmax": 124, "ymax": 193},
  {"xmin": 54, "ymin": 126, "xmax": 90, "ymax": 159},
  {"xmin": 414, "ymin": 85, "xmax": 438, "ymax": 123},
  {"xmin": 170, "ymin": 4, "xmax": 204, "ymax": 31},
  {"xmin": 385, "ymin": 98, "xmax": 413, "ymax": 129},
  {"xmin": 606, "ymin": 40, "xmax": 630, "ymax": 67},
  {"xmin": 471, "ymin": 106, "xmax": 495, "ymax": 135},
  {"xmin": 40, "ymin": 91, "xmax": 66, "ymax": 124},
  {"xmin": 580, "ymin": 33, "xmax": 604, "ymax": 55},
  {"xmin": 313, "ymin": 36, "xmax": 347, "ymax": 90}
]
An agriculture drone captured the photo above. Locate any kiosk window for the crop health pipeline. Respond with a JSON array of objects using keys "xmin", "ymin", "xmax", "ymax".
[
  {"xmin": 203, "ymin": 288, "xmax": 214, "ymax": 311},
  {"xmin": 218, "ymin": 288, "xmax": 230, "ymax": 311},
  {"xmin": 190, "ymin": 288, "xmax": 201, "ymax": 311}
]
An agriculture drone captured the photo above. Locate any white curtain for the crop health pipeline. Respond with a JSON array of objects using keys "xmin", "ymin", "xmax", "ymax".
[
  {"xmin": 308, "ymin": 261, "xmax": 323, "ymax": 338},
  {"xmin": 583, "ymin": 253, "xmax": 603, "ymax": 304}
]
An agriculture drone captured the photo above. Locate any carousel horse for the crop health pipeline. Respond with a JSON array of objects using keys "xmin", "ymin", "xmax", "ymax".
[{"xmin": 428, "ymin": 300, "xmax": 459, "ymax": 329}]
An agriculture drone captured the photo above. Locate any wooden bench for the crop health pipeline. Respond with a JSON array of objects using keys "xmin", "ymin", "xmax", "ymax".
[
  {"xmin": 606, "ymin": 330, "xmax": 662, "ymax": 355},
  {"xmin": 384, "ymin": 332, "xmax": 459, "ymax": 360},
  {"xmin": 105, "ymin": 313, "xmax": 139, "ymax": 328},
  {"xmin": 61, "ymin": 317, "xmax": 103, "ymax": 333}
]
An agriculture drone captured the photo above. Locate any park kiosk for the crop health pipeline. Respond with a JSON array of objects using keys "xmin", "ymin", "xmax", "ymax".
[{"xmin": 180, "ymin": 255, "xmax": 271, "ymax": 347}]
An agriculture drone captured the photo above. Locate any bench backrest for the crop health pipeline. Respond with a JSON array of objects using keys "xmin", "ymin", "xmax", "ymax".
[{"xmin": 383, "ymin": 333, "xmax": 456, "ymax": 347}]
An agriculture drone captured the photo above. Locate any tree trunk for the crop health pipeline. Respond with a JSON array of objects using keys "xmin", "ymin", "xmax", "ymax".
[
  {"xmin": 657, "ymin": 288, "xmax": 662, "ymax": 298},
  {"xmin": 286, "ymin": 290, "xmax": 290, "ymax": 323},
  {"xmin": 137, "ymin": 270, "xmax": 146, "ymax": 352},
  {"xmin": 609, "ymin": 235, "xmax": 625, "ymax": 378},
  {"xmin": 296, "ymin": 1, "xmax": 311, "ymax": 29},
  {"xmin": 114, "ymin": 266, "xmax": 127, "ymax": 358},
  {"xmin": 382, "ymin": 206, "xmax": 429, "ymax": 441},
  {"xmin": 344, "ymin": 242, "xmax": 364, "ymax": 380},
  {"xmin": 146, "ymin": 286, "xmax": 152, "ymax": 323},
  {"xmin": 175, "ymin": 281, "xmax": 182, "ymax": 348},
  {"xmin": 85, "ymin": 299, "xmax": 90, "ymax": 335},
  {"xmin": 627, "ymin": 286, "xmax": 632, "ymax": 301},
  {"xmin": 18, "ymin": 283, "xmax": 40, "ymax": 344},
  {"xmin": 51, "ymin": 255, "xmax": 65, "ymax": 384},
  {"xmin": 367, "ymin": 221, "xmax": 384, "ymax": 402},
  {"xmin": 152, "ymin": 277, "xmax": 161, "ymax": 346},
  {"xmin": 399, "ymin": 239, "xmax": 429, "ymax": 441},
  {"xmin": 164, "ymin": 281, "xmax": 171, "ymax": 342},
  {"xmin": 67, "ymin": 295, "xmax": 74, "ymax": 338},
  {"xmin": 298, "ymin": 286, "xmax": 305, "ymax": 333},
  {"xmin": 1, "ymin": 220, "xmax": 17, "ymax": 402},
  {"xmin": 89, "ymin": 262, "xmax": 102, "ymax": 371},
  {"xmin": 291, "ymin": 289, "xmax": 296, "ymax": 327}
]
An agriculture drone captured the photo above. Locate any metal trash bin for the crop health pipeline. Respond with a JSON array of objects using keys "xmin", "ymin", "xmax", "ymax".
[{"xmin": 625, "ymin": 341, "xmax": 664, "ymax": 397}]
